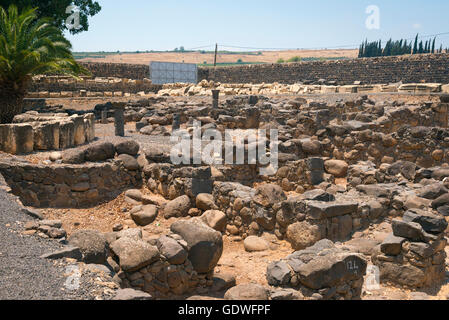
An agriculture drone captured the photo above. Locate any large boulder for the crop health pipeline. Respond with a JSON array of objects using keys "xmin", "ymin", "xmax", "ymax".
[
  {"xmin": 432, "ymin": 193, "xmax": 449, "ymax": 209},
  {"xmin": 164, "ymin": 195, "xmax": 191, "ymax": 219},
  {"xmin": 130, "ymin": 205, "xmax": 158, "ymax": 226},
  {"xmin": 290, "ymin": 240, "xmax": 367, "ymax": 290},
  {"xmin": 84, "ymin": 142, "xmax": 115, "ymax": 162},
  {"xmin": 286, "ymin": 221, "xmax": 323, "ymax": 250},
  {"xmin": 200, "ymin": 210, "xmax": 227, "ymax": 232},
  {"xmin": 170, "ymin": 218, "xmax": 223, "ymax": 273},
  {"xmin": 392, "ymin": 219, "xmax": 426, "ymax": 242},
  {"xmin": 324, "ymin": 160, "xmax": 349, "ymax": 178},
  {"xmin": 301, "ymin": 140, "xmax": 322, "ymax": 155},
  {"xmin": 110, "ymin": 237, "xmax": 159, "ymax": 272},
  {"xmin": 267, "ymin": 261, "xmax": 292, "ymax": 286},
  {"xmin": 243, "ymin": 236, "xmax": 270, "ymax": 252},
  {"xmin": 417, "ymin": 183, "xmax": 448, "ymax": 200},
  {"xmin": 254, "ymin": 184, "xmax": 286, "ymax": 207},
  {"xmin": 387, "ymin": 161, "xmax": 416, "ymax": 180},
  {"xmin": 114, "ymin": 139, "xmax": 140, "ymax": 156},
  {"xmin": 380, "ymin": 234, "xmax": 406, "ymax": 256},
  {"xmin": 68, "ymin": 230, "xmax": 109, "ymax": 264},
  {"xmin": 224, "ymin": 283, "xmax": 269, "ymax": 300},
  {"xmin": 196, "ymin": 193, "xmax": 217, "ymax": 211},
  {"xmin": 156, "ymin": 236, "xmax": 188, "ymax": 265},
  {"xmin": 62, "ymin": 148, "xmax": 85, "ymax": 164},
  {"xmin": 117, "ymin": 154, "xmax": 140, "ymax": 170},
  {"xmin": 402, "ymin": 209, "xmax": 448, "ymax": 234}
]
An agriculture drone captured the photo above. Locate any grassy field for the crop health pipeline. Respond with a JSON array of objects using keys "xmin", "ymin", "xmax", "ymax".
[{"xmin": 75, "ymin": 49, "xmax": 358, "ymax": 65}]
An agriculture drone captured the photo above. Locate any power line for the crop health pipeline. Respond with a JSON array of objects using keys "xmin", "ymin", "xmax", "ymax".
[{"xmin": 183, "ymin": 31, "xmax": 449, "ymax": 53}]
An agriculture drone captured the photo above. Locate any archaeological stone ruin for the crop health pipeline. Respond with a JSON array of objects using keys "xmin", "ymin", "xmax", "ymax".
[{"xmin": 2, "ymin": 54, "xmax": 449, "ymax": 301}]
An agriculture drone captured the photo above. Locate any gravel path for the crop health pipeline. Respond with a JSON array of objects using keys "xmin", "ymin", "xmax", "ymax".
[{"xmin": 0, "ymin": 188, "xmax": 115, "ymax": 300}]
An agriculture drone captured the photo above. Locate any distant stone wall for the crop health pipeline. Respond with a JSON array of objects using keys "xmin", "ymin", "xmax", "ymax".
[
  {"xmin": 80, "ymin": 62, "xmax": 149, "ymax": 79},
  {"xmin": 0, "ymin": 159, "xmax": 142, "ymax": 208},
  {"xmin": 28, "ymin": 77, "xmax": 161, "ymax": 95},
  {"xmin": 201, "ymin": 54, "xmax": 449, "ymax": 84},
  {"xmin": 77, "ymin": 54, "xmax": 449, "ymax": 85}
]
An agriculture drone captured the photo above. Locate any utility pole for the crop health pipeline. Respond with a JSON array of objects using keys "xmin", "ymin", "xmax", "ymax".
[{"xmin": 214, "ymin": 43, "xmax": 218, "ymax": 67}]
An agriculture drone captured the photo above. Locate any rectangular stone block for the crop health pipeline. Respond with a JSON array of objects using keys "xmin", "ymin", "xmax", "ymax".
[
  {"xmin": 307, "ymin": 201, "xmax": 358, "ymax": 219},
  {"xmin": 60, "ymin": 91, "xmax": 73, "ymax": 98},
  {"xmin": 71, "ymin": 115, "xmax": 86, "ymax": 146},
  {"xmin": 33, "ymin": 122, "xmax": 59, "ymax": 150},
  {"xmin": 83, "ymin": 113, "xmax": 95, "ymax": 142},
  {"xmin": 0, "ymin": 124, "xmax": 34, "ymax": 154},
  {"xmin": 59, "ymin": 121, "xmax": 75, "ymax": 149}
]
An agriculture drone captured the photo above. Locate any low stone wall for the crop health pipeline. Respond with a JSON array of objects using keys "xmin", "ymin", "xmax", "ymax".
[
  {"xmin": 329, "ymin": 124, "xmax": 449, "ymax": 169},
  {"xmin": 372, "ymin": 209, "xmax": 447, "ymax": 288},
  {"xmin": 0, "ymin": 112, "xmax": 95, "ymax": 154},
  {"xmin": 200, "ymin": 54, "xmax": 449, "ymax": 85},
  {"xmin": 144, "ymin": 165, "xmax": 215, "ymax": 200},
  {"xmin": 0, "ymin": 159, "xmax": 142, "ymax": 208},
  {"xmin": 78, "ymin": 54, "xmax": 449, "ymax": 85},
  {"xmin": 110, "ymin": 218, "xmax": 223, "ymax": 298},
  {"xmin": 79, "ymin": 62, "xmax": 149, "ymax": 79},
  {"xmin": 28, "ymin": 76, "xmax": 161, "ymax": 97},
  {"xmin": 266, "ymin": 239, "xmax": 367, "ymax": 300}
]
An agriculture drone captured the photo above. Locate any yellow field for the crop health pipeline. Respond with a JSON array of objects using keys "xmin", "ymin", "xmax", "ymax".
[{"xmin": 77, "ymin": 49, "xmax": 358, "ymax": 65}]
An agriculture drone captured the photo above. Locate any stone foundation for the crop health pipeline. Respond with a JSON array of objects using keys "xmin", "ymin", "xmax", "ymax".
[
  {"xmin": 266, "ymin": 239, "xmax": 367, "ymax": 300},
  {"xmin": 110, "ymin": 218, "xmax": 223, "ymax": 298},
  {"xmin": 372, "ymin": 209, "xmax": 448, "ymax": 288},
  {"xmin": 0, "ymin": 158, "xmax": 142, "ymax": 208},
  {"xmin": 0, "ymin": 112, "xmax": 95, "ymax": 154}
]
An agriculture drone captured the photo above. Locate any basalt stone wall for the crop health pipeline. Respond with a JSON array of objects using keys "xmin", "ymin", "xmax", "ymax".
[
  {"xmin": 80, "ymin": 62, "xmax": 149, "ymax": 79},
  {"xmin": 201, "ymin": 54, "xmax": 449, "ymax": 85},
  {"xmin": 0, "ymin": 159, "xmax": 142, "ymax": 208},
  {"xmin": 28, "ymin": 78, "xmax": 161, "ymax": 95},
  {"xmin": 79, "ymin": 54, "xmax": 449, "ymax": 85}
]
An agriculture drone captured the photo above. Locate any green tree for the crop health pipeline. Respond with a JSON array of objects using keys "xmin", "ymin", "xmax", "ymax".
[
  {"xmin": 0, "ymin": 0, "xmax": 101, "ymax": 34},
  {"xmin": 413, "ymin": 34, "xmax": 418, "ymax": 54},
  {"xmin": 418, "ymin": 41, "xmax": 424, "ymax": 53},
  {"xmin": 0, "ymin": 5, "xmax": 88, "ymax": 123}
]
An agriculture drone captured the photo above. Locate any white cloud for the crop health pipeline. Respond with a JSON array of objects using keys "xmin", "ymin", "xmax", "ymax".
[{"xmin": 413, "ymin": 23, "xmax": 422, "ymax": 29}]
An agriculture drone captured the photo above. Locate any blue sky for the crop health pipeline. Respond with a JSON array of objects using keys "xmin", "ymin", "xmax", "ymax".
[{"xmin": 66, "ymin": 0, "xmax": 449, "ymax": 52}]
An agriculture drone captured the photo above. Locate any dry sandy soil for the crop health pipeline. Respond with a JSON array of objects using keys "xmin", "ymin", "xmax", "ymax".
[{"xmin": 77, "ymin": 49, "xmax": 358, "ymax": 65}]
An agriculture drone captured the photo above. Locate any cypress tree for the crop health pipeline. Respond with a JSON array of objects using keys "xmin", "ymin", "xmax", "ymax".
[{"xmin": 413, "ymin": 34, "xmax": 419, "ymax": 54}]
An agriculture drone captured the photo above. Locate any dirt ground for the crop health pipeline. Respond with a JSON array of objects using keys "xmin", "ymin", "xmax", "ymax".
[{"xmin": 78, "ymin": 49, "xmax": 358, "ymax": 65}]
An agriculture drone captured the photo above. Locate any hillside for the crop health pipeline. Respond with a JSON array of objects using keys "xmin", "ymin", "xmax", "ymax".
[{"xmin": 76, "ymin": 49, "xmax": 358, "ymax": 66}]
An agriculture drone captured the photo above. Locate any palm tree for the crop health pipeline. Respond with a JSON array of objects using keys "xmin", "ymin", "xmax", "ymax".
[{"xmin": 0, "ymin": 5, "xmax": 88, "ymax": 123}]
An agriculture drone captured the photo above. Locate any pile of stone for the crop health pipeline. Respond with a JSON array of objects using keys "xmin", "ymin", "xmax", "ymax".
[
  {"xmin": 24, "ymin": 219, "xmax": 66, "ymax": 239},
  {"xmin": 266, "ymin": 239, "xmax": 367, "ymax": 300},
  {"xmin": 109, "ymin": 218, "xmax": 223, "ymax": 298},
  {"xmin": 61, "ymin": 139, "xmax": 141, "ymax": 168},
  {"xmin": 372, "ymin": 208, "xmax": 448, "ymax": 288}
]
